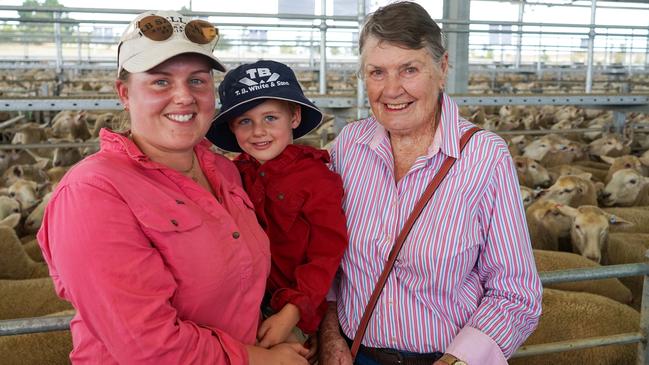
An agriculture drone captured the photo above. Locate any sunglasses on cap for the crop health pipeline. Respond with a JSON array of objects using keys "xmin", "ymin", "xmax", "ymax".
[{"xmin": 119, "ymin": 14, "xmax": 220, "ymax": 52}]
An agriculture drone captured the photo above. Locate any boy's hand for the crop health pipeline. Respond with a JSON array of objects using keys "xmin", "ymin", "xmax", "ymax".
[{"xmin": 257, "ymin": 303, "xmax": 301, "ymax": 348}]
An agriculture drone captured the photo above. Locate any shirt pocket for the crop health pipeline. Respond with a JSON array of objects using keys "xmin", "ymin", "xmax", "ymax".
[
  {"xmin": 266, "ymin": 185, "xmax": 305, "ymax": 231},
  {"xmin": 132, "ymin": 201, "xmax": 203, "ymax": 234}
]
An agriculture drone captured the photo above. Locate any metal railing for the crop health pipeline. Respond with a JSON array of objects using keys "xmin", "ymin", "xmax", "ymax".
[{"xmin": 3, "ymin": 260, "xmax": 649, "ymax": 364}]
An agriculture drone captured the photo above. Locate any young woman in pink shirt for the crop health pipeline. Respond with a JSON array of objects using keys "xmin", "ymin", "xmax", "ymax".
[{"xmin": 38, "ymin": 10, "xmax": 308, "ymax": 365}]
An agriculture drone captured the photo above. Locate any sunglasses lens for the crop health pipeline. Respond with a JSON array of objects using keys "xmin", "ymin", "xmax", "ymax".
[
  {"xmin": 138, "ymin": 15, "xmax": 173, "ymax": 41},
  {"xmin": 185, "ymin": 20, "xmax": 218, "ymax": 44}
]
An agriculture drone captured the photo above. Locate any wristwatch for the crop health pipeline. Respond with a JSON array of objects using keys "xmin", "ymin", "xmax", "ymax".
[{"xmin": 438, "ymin": 353, "xmax": 468, "ymax": 365}]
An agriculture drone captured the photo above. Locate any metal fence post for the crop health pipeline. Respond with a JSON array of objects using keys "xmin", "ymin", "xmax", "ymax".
[{"xmin": 638, "ymin": 250, "xmax": 649, "ymax": 365}]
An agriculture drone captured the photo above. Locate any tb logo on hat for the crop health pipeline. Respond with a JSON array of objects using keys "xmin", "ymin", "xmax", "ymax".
[{"xmin": 235, "ymin": 67, "xmax": 289, "ymax": 95}]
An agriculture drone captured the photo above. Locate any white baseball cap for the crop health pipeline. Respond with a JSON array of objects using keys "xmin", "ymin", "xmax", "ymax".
[{"xmin": 117, "ymin": 10, "xmax": 226, "ymax": 77}]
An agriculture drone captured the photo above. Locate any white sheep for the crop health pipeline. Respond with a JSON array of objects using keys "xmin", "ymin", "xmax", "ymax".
[
  {"xmin": 24, "ymin": 192, "xmax": 52, "ymax": 235},
  {"xmin": 0, "ymin": 226, "xmax": 49, "ymax": 279},
  {"xmin": 0, "ymin": 248, "xmax": 74, "ymax": 362},
  {"xmin": 1, "ymin": 160, "xmax": 50, "ymax": 186},
  {"xmin": 540, "ymin": 173, "xmax": 601, "ymax": 207},
  {"xmin": 520, "ymin": 186, "xmax": 540, "ymax": 209},
  {"xmin": 555, "ymin": 205, "xmax": 632, "ymax": 263},
  {"xmin": 0, "ymin": 196, "xmax": 21, "ymax": 220},
  {"xmin": 600, "ymin": 154, "xmax": 649, "ymax": 182},
  {"xmin": 509, "ymin": 288, "xmax": 639, "ymax": 365},
  {"xmin": 523, "ymin": 134, "xmax": 569, "ymax": 162},
  {"xmin": 605, "ymin": 232, "xmax": 649, "ymax": 309},
  {"xmin": 0, "ymin": 278, "xmax": 72, "ymax": 320},
  {"xmin": 602, "ymin": 206, "xmax": 649, "ymax": 234},
  {"xmin": 3, "ymin": 178, "xmax": 45, "ymax": 215},
  {"xmin": 588, "ymin": 134, "xmax": 631, "ymax": 158},
  {"xmin": 600, "ymin": 168, "xmax": 649, "ymax": 207},
  {"xmin": 533, "ymin": 249, "xmax": 631, "ymax": 304},
  {"xmin": 514, "ymin": 156, "xmax": 551, "ymax": 188},
  {"xmin": 526, "ymin": 199, "xmax": 573, "ymax": 251}
]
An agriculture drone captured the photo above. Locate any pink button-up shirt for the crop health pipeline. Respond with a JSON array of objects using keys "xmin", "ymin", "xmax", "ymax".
[
  {"xmin": 330, "ymin": 94, "xmax": 542, "ymax": 364},
  {"xmin": 38, "ymin": 129, "xmax": 270, "ymax": 364}
]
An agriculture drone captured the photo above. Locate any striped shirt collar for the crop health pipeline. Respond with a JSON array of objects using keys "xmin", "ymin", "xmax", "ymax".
[{"xmin": 359, "ymin": 93, "xmax": 461, "ymax": 160}]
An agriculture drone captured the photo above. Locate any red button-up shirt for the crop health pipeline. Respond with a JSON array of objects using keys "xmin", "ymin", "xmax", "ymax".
[
  {"xmin": 235, "ymin": 144, "xmax": 348, "ymax": 333},
  {"xmin": 38, "ymin": 129, "xmax": 270, "ymax": 364}
]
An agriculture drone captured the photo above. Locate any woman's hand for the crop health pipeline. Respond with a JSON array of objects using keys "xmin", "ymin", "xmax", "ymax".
[
  {"xmin": 257, "ymin": 303, "xmax": 301, "ymax": 348},
  {"xmin": 318, "ymin": 302, "xmax": 353, "ymax": 365},
  {"xmin": 305, "ymin": 334, "xmax": 318, "ymax": 364},
  {"xmin": 247, "ymin": 342, "xmax": 309, "ymax": 365}
]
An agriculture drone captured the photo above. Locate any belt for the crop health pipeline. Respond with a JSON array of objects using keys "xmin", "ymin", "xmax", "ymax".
[{"xmin": 343, "ymin": 332, "xmax": 443, "ymax": 365}]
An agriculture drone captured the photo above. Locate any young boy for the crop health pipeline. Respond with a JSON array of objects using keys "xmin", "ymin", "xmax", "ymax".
[{"xmin": 207, "ymin": 60, "xmax": 348, "ymax": 350}]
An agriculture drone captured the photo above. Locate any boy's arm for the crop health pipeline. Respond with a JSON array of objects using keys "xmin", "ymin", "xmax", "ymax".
[
  {"xmin": 270, "ymin": 169, "xmax": 348, "ymax": 334},
  {"xmin": 257, "ymin": 303, "xmax": 301, "ymax": 348}
]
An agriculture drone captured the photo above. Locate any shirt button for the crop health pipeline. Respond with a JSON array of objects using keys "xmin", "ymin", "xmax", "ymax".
[
  {"xmin": 277, "ymin": 194, "xmax": 284, "ymax": 200},
  {"xmin": 386, "ymin": 235, "xmax": 392, "ymax": 242},
  {"xmin": 170, "ymin": 219, "xmax": 179, "ymax": 226},
  {"xmin": 175, "ymin": 199, "xmax": 185, "ymax": 205},
  {"xmin": 232, "ymin": 231, "xmax": 240, "ymax": 239},
  {"xmin": 260, "ymin": 172, "xmax": 266, "ymax": 177}
]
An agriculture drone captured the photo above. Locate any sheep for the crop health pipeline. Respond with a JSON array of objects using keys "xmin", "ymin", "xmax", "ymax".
[
  {"xmin": 509, "ymin": 288, "xmax": 639, "ymax": 365},
  {"xmin": 0, "ymin": 196, "xmax": 21, "ymax": 220},
  {"xmin": 540, "ymin": 142, "xmax": 586, "ymax": 168},
  {"xmin": 523, "ymin": 134, "xmax": 569, "ymax": 161},
  {"xmin": 573, "ymin": 159, "xmax": 611, "ymax": 170},
  {"xmin": 22, "ymin": 238, "xmax": 45, "ymax": 262},
  {"xmin": 540, "ymin": 173, "xmax": 600, "ymax": 207},
  {"xmin": 507, "ymin": 135, "xmax": 530, "ymax": 157},
  {"xmin": 0, "ymin": 226, "xmax": 49, "ymax": 279},
  {"xmin": 3, "ymin": 178, "xmax": 46, "ymax": 214},
  {"xmin": 0, "ymin": 235, "xmax": 74, "ymax": 363},
  {"xmin": 0, "ymin": 149, "xmax": 36, "ymax": 175},
  {"xmin": 555, "ymin": 205, "xmax": 632, "ymax": 263},
  {"xmin": 547, "ymin": 164, "xmax": 607, "ymax": 184},
  {"xmin": 602, "ymin": 206, "xmax": 649, "ymax": 234},
  {"xmin": 520, "ymin": 186, "xmax": 540, "ymax": 209},
  {"xmin": 514, "ymin": 156, "xmax": 551, "ymax": 188},
  {"xmin": 24, "ymin": 192, "xmax": 52, "ymax": 235},
  {"xmin": 0, "ymin": 278, "xmax": 72, "ymax": 320},
  {"xmin": 588, "ymin": 134, "xmax": 631, "ymax": 159},
  {"xmin": 605, "ymin": 232, "xmax": 649, "ymax": 309},
  {"xmin": 600, "ymin": 168, "xmax": 649, "ymax": 207},
  {"xmin": 1, "ymin": 160, "xmax": 50, "ymax": 186},
  {"xmin": 50, "ymin": 138, "xmax": 83, "ymax": 167},
  {"xmin": 526, "ymin": 199, "xmax": 573, "ymax": 251},
  {"xmin": 600, "ymin": 154, "xmax": 648, "ymax": 182},
  {"xmin": 533, "ymin": 249, "xmax": 632, "ymax": 304},
  {"xmin": 51, "ymin": 111, "xmax": 91, "ymax": 141},
  {"xmin": 91, "ymin": 112, "xmax": 117, "ymax": 138},
  {"xmin": 0, "ymin": 329, "xmax": 72, "ymax": 365},
  {"xmin": 45, "ymin": 166, "xmax": 68, "ymax": 190},
  {"xmin": 11, "ymin": 123, "xmax": 49, "ymax": 145}
]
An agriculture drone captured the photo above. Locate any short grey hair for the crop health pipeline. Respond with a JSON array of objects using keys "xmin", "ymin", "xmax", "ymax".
[{"xmin": 358, "ymin": 1, "xmax": 447, "ymax": 77}]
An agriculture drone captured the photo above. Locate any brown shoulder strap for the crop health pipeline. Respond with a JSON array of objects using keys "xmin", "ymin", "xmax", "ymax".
[{"xmin": 350, "ymin": 126, "xmax": 481, "ymax": 359}]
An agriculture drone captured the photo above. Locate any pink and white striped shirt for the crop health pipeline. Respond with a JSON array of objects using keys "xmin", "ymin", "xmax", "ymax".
[{"xmin": 330, "ymin": 94, "xmax": 542, "ymax": 364}]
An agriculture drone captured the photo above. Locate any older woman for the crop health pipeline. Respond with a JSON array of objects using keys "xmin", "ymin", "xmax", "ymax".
[
  {"xmin": 319, "ymin": 2, "xmax": 542, "ymax": 365},
  {"xmin": 38, "ymin": 11, "xmax": 308, "ymax": 365}
]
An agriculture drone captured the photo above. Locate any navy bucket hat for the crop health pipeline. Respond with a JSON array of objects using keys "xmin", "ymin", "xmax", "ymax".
[{"xmin": 207, "ymin": 60, "xmax": 323, "ymax": 152}]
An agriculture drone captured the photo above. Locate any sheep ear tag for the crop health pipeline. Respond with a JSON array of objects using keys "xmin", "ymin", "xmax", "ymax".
[{"xmin": 609, "ymin": 215, "xmax": 617, "ymax": 224}]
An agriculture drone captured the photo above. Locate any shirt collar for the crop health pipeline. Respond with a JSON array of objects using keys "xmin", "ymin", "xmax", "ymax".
[
  {"xmin": 235, "ymin": 144, "xmax": 330, "ymax": 173},
  {"xmin": 98, "ymin": 128, "xmax": 213, "ymax": 170}
]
